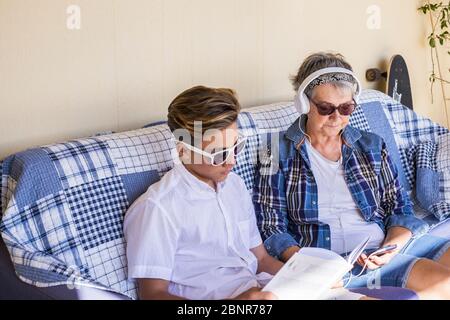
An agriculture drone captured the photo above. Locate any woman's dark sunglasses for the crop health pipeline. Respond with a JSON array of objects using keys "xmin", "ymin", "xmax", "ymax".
[{"xmin": 310, "ymin": 98, "xmax": 357, "ymax": 116}]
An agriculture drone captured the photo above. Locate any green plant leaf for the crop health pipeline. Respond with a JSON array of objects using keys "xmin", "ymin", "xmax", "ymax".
[
  {"xmin": 418, "ymin": 4, "xmax": 429, "ymax": 13},
  {"xmin": 430, "ymin": 37, "xmax": 437, "ymax": 48}
]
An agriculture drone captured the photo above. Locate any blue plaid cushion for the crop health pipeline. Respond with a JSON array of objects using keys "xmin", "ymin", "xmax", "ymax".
[
  {"xmin": 0, "ymin": 124, "xmax": 177, "ymax": 299},
  {"xmin": 434, "ymin": 134, "xmax": 450, "ymax": 221},
  {"xmin": 401, "ymin": 134, "xmax": 450, "ymax": 222}
]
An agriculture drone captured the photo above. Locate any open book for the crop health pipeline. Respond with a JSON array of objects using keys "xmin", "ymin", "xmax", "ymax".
[{"xmin": 263, "ymin": 236, "xmax": 370, "ymax": 300}]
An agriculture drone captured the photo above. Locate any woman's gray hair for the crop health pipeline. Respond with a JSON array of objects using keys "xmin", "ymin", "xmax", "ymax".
[{"xmin": 290, "ymin": 52, "xmax": 356, "ymax": 98}]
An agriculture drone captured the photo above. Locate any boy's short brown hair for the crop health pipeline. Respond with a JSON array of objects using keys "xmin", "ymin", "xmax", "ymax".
[{"xmin": 167, "ymin": 86, "xmax": 241, "ymax": 136}]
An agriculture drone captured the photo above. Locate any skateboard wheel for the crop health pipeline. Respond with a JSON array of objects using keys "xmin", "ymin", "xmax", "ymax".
[{"xmin": 366, "ymin": 68, "xmax": 382, "ymax": 82}]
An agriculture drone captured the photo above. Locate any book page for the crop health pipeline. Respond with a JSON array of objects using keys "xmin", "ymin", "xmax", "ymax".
[
  {"xmin": 346, "ymin": 236, "xmax": 371, "ymax": 265},
  {"xmin": 319, "ymin": 288, "xmax": 365, "ymax": 300},
  {"xmin": 263, "ymin": 249, "xmax": 351, "ymax": 300}
]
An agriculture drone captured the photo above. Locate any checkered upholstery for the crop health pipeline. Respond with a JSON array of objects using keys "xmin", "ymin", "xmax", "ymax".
[
  {"xmin": 0, "ymin": 126, "xmax": 177, "ymax": 299},
  {"xmin": 405, "ymin": 133, "xmax": 450, "ymax": 221},
  {"xmin": 0, "ymin": 89, "xmax": 448, "ymax": 298}
]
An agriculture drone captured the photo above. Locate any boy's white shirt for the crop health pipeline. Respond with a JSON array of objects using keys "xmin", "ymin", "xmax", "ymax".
[{"xmin": 123, "ymin": 163, "xmax": 272, "ymax": 300}]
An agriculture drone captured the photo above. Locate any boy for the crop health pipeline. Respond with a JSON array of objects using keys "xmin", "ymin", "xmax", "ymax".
[{"xmin": 124, "ymin": 86, "xmax": 283, "ymax": 300}]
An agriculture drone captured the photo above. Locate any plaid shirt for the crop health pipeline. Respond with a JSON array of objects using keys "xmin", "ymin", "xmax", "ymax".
[{"xmin": 253, "ymin": 115, "xmax": 429, "ymax": 259}]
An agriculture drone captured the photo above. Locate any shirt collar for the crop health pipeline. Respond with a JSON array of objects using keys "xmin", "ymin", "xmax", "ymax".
[
  {"xmin": 285, "ymin": 114, "xmax": 362, "ymax": 149},
  {"xmin": 174, "ymin": 163, "xmax": 226, "ymax": 196}
]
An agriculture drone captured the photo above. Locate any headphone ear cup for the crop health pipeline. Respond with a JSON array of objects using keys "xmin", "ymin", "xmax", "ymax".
[
  {"xmin": 300, "ymin": 93, "xmax": 310, "ymax": 114},
  {"xmin": 294, "ymin": 93, "xmax": 310, "ymax": 115},
  {"xmin": 354, "ymin": 79, "xmax": 362, "ymax": 103},
  {"xmin": 354, "ymin": 88, "xmax": 361, "ymax": 104},
  {"xmin": 294, "ymin": 93, "xmax": 302, "ymax": 115}
]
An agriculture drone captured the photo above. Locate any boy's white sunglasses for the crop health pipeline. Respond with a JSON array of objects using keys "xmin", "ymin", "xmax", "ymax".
[{"xmin": 177, "ymin": 135, "xmax": 247, "ymax": 166}]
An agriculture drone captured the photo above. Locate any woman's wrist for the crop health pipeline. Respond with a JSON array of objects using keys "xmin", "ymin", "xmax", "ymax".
[
  {"xmin": 281, "ymin": 246, "xmax": 301, "ymax": 262},
  {"xmin": 383, "ymin": 227, "xmax": 413, "ymax": 249}
]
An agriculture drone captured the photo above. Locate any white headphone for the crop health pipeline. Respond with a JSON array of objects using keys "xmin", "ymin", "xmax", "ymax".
[{"xmin": 294, "ymin": 67, "xmax": 362, "ymax": 115}]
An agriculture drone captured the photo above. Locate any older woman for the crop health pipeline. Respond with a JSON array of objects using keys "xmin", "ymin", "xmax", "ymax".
[{"xmin": 254, "ymin": 52, "xmax": 450, "ymax": 299}]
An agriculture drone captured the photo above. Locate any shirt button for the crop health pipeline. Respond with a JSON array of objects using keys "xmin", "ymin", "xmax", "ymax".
[
  {"xmin": 326, "ymin": 237, "xmax": 330, "ymax": 241},
  {"xmin": 312, "ymin": 201, "xmax": 317, "ymax": 205}
]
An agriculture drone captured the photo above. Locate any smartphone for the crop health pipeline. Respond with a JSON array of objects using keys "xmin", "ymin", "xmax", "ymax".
[{"xmin": 370, "ymin": 244, "xmax": 398, "ymax": 257}]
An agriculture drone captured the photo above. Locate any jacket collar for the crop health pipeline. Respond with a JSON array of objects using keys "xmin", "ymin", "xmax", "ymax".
[{"xmin": 285, "ymin": 114, "xmax": 362, "ymax": 150}]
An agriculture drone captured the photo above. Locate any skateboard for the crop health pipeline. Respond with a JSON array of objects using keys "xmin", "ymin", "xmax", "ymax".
[{"xmin": 366, "ymin": 55, "xmax": 413, "ymax": 110}]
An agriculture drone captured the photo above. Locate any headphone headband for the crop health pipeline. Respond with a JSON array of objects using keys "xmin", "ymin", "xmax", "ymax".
[{"xmin": 294, "ymin": 67, "xmax": 362, "ymax": 115}]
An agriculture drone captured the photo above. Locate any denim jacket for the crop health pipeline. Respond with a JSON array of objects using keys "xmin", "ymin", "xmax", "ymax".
[{"xmin": 253, "ymin": 115, "xmax": 429, "ymax": 259}]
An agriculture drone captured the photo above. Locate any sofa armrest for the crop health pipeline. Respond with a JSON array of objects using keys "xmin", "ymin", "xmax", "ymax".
[{"xmin": 0, "ymin": 236, "xmax": 129, "ymax": 300}]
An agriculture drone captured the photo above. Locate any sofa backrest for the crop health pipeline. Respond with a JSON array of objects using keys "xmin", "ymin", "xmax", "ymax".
[{"xmin": 0, "ymin": 89, "xmax": 447, "ymax": 298}]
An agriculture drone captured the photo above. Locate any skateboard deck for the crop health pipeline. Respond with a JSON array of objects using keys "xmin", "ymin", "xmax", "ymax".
[
  {"xmin": 386, "ymin": 55, "xmax": 413, "ymax": 110},
  {"xmin": 365, "ymin": 55, "xmax": 413, "ymax": 110}
]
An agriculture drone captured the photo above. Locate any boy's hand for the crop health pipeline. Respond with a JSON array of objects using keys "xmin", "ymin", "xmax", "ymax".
[
  {"xmin": 234, "ymin": 287, "xmax": 278, "ymax": 300},
  {"xmin": 332, "ymin": 280, "xmax": 344, "ymax": 289}
]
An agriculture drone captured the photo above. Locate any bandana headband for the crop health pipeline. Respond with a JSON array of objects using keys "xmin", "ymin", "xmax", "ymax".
[{"xmin": 305, "ymin": 73, "xmax": 356, "ymax": 98}]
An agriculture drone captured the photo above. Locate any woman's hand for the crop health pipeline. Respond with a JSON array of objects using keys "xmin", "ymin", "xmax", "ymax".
[
  {"xmin": 357, "ymin": 250, "xmax": 397, "ymax": 270},
  {"xmin": 356, "ymin": 227, "xmax": 410, "ymax": 271}
]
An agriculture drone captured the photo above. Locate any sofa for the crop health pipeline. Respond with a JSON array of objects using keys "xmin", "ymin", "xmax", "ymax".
[{"xmin": 1, "ymin": 89, "xmax": 449, "ymax": 300}]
